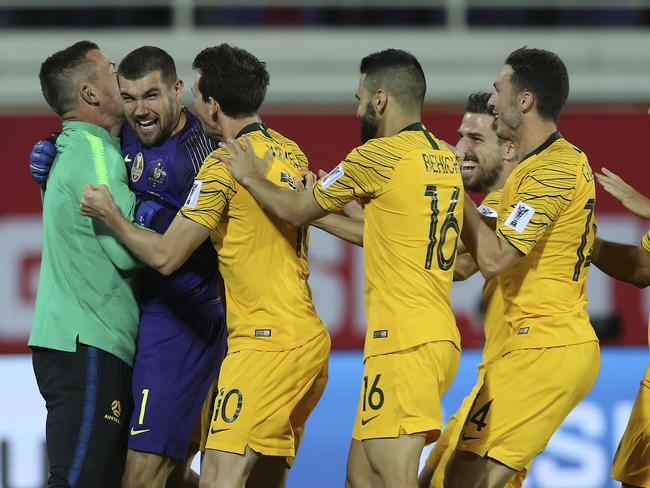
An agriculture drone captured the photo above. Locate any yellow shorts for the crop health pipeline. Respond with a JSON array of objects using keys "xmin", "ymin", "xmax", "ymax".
[
  {"xmin": 456, "ymin": 341, "xmax": 599, "ymax": 471},
  {"xmin": 192, "ymin": 376, "xmax": 219, "ymax": 452},
  {"xmin": 425, "ymin": 366, "xmax": 528, "ymax": 488},
  {"xmin": 205, "ymin": 331, "xmax": 330, "ymax": 459},
  {"xmin": 352, "ymin": 340, "xmax": 459, "ymax": 443},
  {"xmin": 612, "ymin": 361, "xmax": 650, "ymax": 487}
]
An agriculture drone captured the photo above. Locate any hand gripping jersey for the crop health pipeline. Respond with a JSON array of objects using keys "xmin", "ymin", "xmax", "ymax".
[{"xmin": 121, "ymin": 110, "xmax": 222, "ymax": 317}]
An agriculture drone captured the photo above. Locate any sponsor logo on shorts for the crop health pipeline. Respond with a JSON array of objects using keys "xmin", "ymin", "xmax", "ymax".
[
  {"xmin": 210, "ymin": 427, "xmax": 231, "ymax": 435},
  {"xmin": 130, "ymin": 427, "xmax": 150, "ymax": 436},
  {"xmin": 360, "ymin": 414, "xmax": 380, "ymax": 426},
  {"xmin": 255, "ymin": 329, "xmax": 272, "ymax": 337},
  {"xmin": 373, "ymin": 330, "xmax": 388, "ymax": 339},
  {"xmin": 518, "ymin": 327, "xmax": 530, "ymax": 335},
  {"xmin": 104, "ymin": 399, "xmax": 122, "ymax": 425}
]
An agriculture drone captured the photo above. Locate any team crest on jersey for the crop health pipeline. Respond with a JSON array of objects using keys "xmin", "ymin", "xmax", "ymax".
[
  {"xmin": 130, "ymin": 152, "xmax": 144, "ymax": 183},
  {"xmin": 147, "ymin": 159, "xmax": 168, "ymax": 190},
  {"xmin": 321, "ymin": 163, "xmax": 344, "ymax": 190},
  {"xmin": 280, "ymin": 172, "xmax": 297, "ymax": 191},
  {"xmin": 505, "ymin": 202, "xmax": 535, "ymax": 233}
]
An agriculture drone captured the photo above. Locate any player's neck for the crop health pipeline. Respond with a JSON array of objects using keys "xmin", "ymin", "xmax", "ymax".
[
  {"xmin": 223, "ymin": 114, "xmax": 262, "ymax": 140},
  {"xmin": 379, "ymin": 112, "xmax": 420, "ymax": 138},
  {"xmin": 62, "ymin": 107, "xmax": 122, "ymax": 136},
  {"xmin": 485, "ymin": 163, "xmax": 514, "ymax": 195},
  {"xmin": 168, "ymin": 107, "xmax": 186, "ymax": 138},
  {"xmin": 515, "ymin": 117, "xmax": 557, "ymax": 161}
]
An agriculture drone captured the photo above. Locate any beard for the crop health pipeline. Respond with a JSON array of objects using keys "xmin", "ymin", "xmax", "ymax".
[
  {"xmin": 360, "ymin": 102, "xmax": 379, "ymax": 144},
  {"xmin": 464, "ymin": 161, "xmax": 503, "ymax": 194}
]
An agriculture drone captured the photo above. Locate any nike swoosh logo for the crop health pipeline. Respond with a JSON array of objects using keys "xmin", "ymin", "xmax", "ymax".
[
  {"xmin": 124, "ymin": 155, "xmax": 132, "ymax": 163},
  {"xmin": 130, "ymin": 427, "xmax": 150, "ymax": 436},
  {"xmin": 461, "ymin": 434, "xmax": 480, "ymax": 441},
  {"xmin": 210, "ymin": 427, "xmax": 230, "ymax": 435},
  {"xmin": 361, "ymin": 415, "xmax": 380, "ymax": 426}
]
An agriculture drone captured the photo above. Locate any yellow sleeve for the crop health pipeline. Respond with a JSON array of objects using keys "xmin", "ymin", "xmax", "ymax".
[
  {"xmin": 312, "ymin": 139, "xmax": 399, "ymax": 212},
  {"xmin": 179, "ymin": 154, "xmax": 236, "ymax": 230},
  {"xmin": 477, "ymin": 190, "xmax": 502, "ymax": 218},
  {"xmin": 496, "ymin": 164, "xmax": 576, "ymax": 255},
  {"xmin": 642, "ymin": 228, "xmax": 650, "ymax": 253}
]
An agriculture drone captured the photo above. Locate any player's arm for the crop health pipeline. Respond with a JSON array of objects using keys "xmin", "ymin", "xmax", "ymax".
[
  {"xmin": 460, "ymin": 194, "xmax": 522, "ymax": 279},
  {"xmin": 592, "ymin": 237, "xmax": 650, "ymax": 288},
  {"xmin": 81, "ymin": 184, "xmax": 209, "ymax": 276},
  {"xmin": 312, "ymin": 214, "xmax": 364, "ymax": 246},
  {"xmin": 214, "ymin": 137, "xmax": 328, "ymax": 226},
  {"xmin": 453, "ymin": 253, "xmax": 479, "ymax": 281},
  {"xmin": 595, "ymin": 167, "xmax": 650, "ymax": 219}
]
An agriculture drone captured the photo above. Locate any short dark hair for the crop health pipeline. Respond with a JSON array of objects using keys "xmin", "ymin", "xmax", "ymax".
[
  {"xmin": 359, "ymin": 49, "xmax": 426, "ymax": 111},
  {"xmin": 505, "ymin": 47, "xmax": 569, "ymax": 123},
  {"xmin": 464, "ymin": 92, "xmax": 492, "ymax": 116},
  {"xmin": 118, "ymin": 46, "xmax": 177, "ymax": 86},
  {"xmin": 39, "ymin": 40, "xmax": 99, "ymax": 116},
  {"xmin": 192, "ymin": 44, "xmax": 270, "ymax": 118}
]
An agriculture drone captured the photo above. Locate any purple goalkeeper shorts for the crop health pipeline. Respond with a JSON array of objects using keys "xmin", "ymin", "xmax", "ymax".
[{"xmin": 127, "ymin": 311, "xmax": 227, "ymax": 460}]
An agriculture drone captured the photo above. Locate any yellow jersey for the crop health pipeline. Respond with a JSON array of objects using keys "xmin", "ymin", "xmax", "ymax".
[
  {"xmin": 313, "ymin": 122, "xmax": 462, "ymax": 358},
  {"xmin": 496, "ymin": 131, "xmax": 598, "ymax": 352},
  {"xmin": 477, "ymin": 190, "xmax": 509, "ymax": 364},
  {"xmin": 180, "ymin": 122, "xmax": 326, "ymax": 353}
]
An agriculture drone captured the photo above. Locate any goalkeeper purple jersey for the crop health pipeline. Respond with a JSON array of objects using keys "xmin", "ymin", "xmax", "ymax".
[{"xmin": 120, "ymin": 109, "xmax": 222, "ymax": 316}]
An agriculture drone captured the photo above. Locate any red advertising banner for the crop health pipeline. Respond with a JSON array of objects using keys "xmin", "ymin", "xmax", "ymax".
[{"xmin": 2, "ymin": 106, "xmax": 649, "ymax": 352}]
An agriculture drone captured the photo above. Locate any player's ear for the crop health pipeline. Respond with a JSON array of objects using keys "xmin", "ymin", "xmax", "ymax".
[
  {"xmin": 503, "ymin": 140, "xmax": 517, "ymax": 162},
  {"xmin": 376, "ymin": 89, "xmax": 388, "ymax": 115},
  {"xmin": 208, "ymin": 97, "xmax": 220, "ymax": 122},
  {"xmin": 80, "ymin": 82, "xmax": 100, "ymax": 107},
  {"xmin": 520, "ymin": 90, "xmax": 534, "ymax": 114},
  {"xmin": 173, "ymin": 79, "xmax": 184, "ymax": 102}
]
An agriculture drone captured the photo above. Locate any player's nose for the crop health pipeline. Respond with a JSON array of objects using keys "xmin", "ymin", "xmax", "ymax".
[{"xmin": 134, "ymin": 99, "xmax": 149, "ymax": 116}]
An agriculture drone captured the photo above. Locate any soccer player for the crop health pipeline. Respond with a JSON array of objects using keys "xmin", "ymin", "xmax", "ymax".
[
  {"xmin": 589, "ymin": 169, "xmax": 650, "ymax": 488},
  {"xmin": 30, "ymin": 41, "xmax": 139, "ymax": 487},
  {"xmin": 78, "ymin": 44, "xmax": 330, "ymax": 488},
  {"xmin": 446, "ymin": 47, "xmax": 600, "ymax": 487},
  {"xmin": 29, "ymin": 46, "xmax": 227, "ymax": 488},
  {"xmin": 417, "ymin": 92, "xmax": 523, "ymax": 488},
  {"xmin": 211, "ymin": 48, "xmax": 463, "ymax": 488}
]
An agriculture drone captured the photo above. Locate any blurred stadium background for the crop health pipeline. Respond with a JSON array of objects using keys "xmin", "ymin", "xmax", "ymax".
[{"xmin": 2, "ymin": 0, "xmax": 650, "ymax": 486}]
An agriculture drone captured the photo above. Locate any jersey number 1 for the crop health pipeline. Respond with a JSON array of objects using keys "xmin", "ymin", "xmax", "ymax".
[{"xmin": 424, "ymin": 185, "xmax": 461, "ymax": 270}]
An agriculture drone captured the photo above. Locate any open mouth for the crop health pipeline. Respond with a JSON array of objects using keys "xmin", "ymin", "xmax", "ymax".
[
  {"xmin": 461, "ymin": 161, "xmax": 478, "ymax": 175},
  {"xmin": 135, "ymin": 118, "xmax": 159, "ymax": 134}
]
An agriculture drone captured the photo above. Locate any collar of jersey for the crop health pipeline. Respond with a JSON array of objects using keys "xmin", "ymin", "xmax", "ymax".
[
  {"xmin": 399, "ymin": 121, "xmax": 440, "ymax": 150},
  {"xmin": 236, "ymin": 121, "xmax": 271, "ymax": 139},
  {"xmin": 519, "ymin": 130, "xmax": 562, "ymax": 164},
  {"xmin": 63, "ymin": 120, "xmax": 120, "ymax": 146},
  {"xmin": 399, "ymin": 121, "xmax": 425, "ymax": 133}
]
